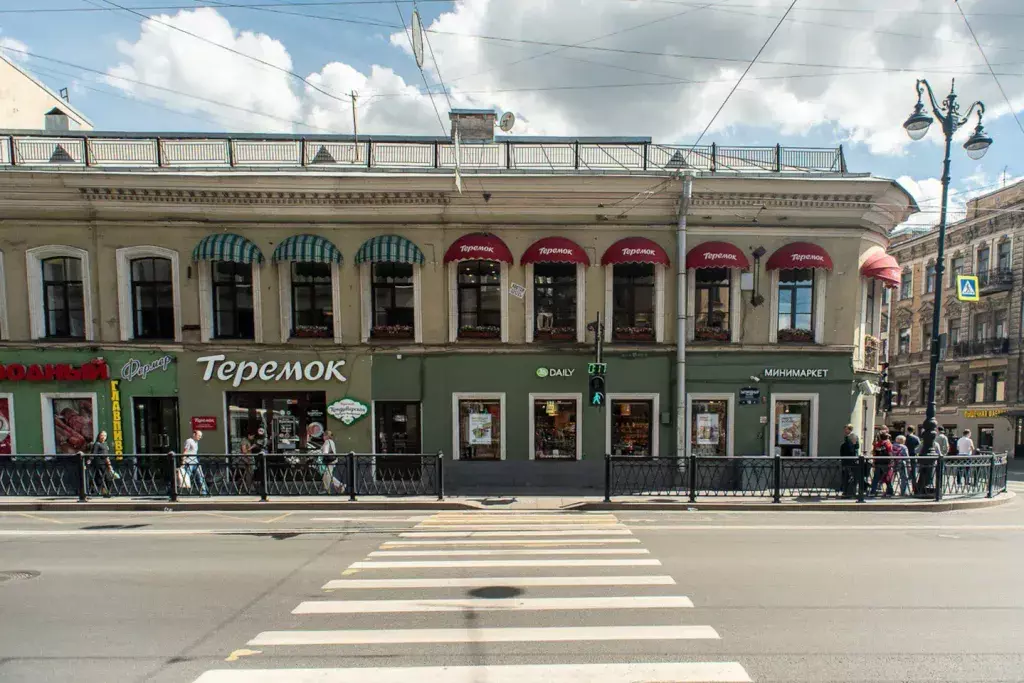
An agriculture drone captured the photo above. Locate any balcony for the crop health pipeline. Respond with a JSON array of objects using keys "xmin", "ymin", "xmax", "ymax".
[
  {"xmin": 946, "ymin": 337, "xmax": 1011, "ymax": 359},
  {"xmin": 978, "ymin": 267, "xmax": 1014, "ymax": 294}
]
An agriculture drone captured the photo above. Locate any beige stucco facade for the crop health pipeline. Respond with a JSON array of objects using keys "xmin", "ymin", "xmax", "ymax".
[{"xmin": 0, "ymin": 55, "xmax": 92, "ymax": 131}]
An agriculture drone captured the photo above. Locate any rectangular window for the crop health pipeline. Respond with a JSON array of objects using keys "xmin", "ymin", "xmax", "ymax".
[
  {"xmin": 921, "ymin": 324, "xmax": 932, "ymax": 353},
  {"xmin": 691, "ymin": 398, "xmax": 729, "ymax": 456},
  {"xmin": 777, "ymin": 268, "xmax": 814, "ymax": 342},
  {"xmin": 42, "ymin": 256, "xmax": 85, "ymax": 338},
  {"xmin": 882, "ymin": 287, "xmax": 891, "ymax": 306},
  {"xmin": 532, "ymin": 397, "xmax": 579, "ymax": 460},
  {"xmin": 900, "ymin": 270, "xmax": 912, "ymax": 300},
  {"xmin": 694, "ymin": 268, "xmax": 731, "ymax": 342},
  {"xmin": 973, "ymin": 374, "xmax": 985, "ymax": 403},
  {"xmin": 457, "ymin": 397, "xmax": 502, "ymax": 460},
  {"xmin": 774, "ymin": 399, "xmax": 812, "ymax": 457},
  {"xmin": 993, "ymin": 372, "xmax": 1006, "ymax": 402},
  {"xmin": 880, "ymin": 311, "xmax": 889, "ymax": 335},
  {"xmin": 977, "ymin": 247, "xmax": 991, "ymax": 286},
  {"xmin": 978, "ymin": 424, "xmax": 995, "ymax": 451},
  {"xmin": 49, "ymin": 396, "xmax": 95, "ymax": 454},
  {"xmin": 0, "ymin": 395, "xmax": 12, "ymax": 455},
  {"xmin": 290, "ymin": 262, "xmax": 332, "ymax": 338},
  {"xmin": 944, "ymin": 376, "xmax": 957, "ymax": 404},
  {"xmin": 995, "ymin": 311, "xmax": 1007, "ymax": 339},
  {"xmin": 974, "ymin": 314, "xmax": 988, "ymax": 340},
  {"xmin": 898, "ymin": 327, "xmax": 911, "ymax": 354},
  {"xmin": 533, "ymin": 263, "xmax": 577, "ymax": 341},
  {"xmin": 371, "ymin": 263, "xmax": 414, "ymax": 340},
  {"xmin": 919, "ymin": 379, "xmax": 928, "ymax": 406},
  {"xmin": 610, "ymin": 399, "xmax": 654, "ymax": 456},
  {"xmin": 130, "ymin": 257, "xmax": 175, "ymax": 339},
  {"xmin": 997, "ymin": 241, "xmax": 1011, "ymax": 271},
  {"xmin": 212, "ymin": 261, "xmax": 254, "ymax": 340},
  {"xmin": 925, "ymin": 262, "xmax": 936, "ymax": 294},
  {"xmin": 458, "ymin": 260, "xmax": 501, "ymax": 339},
  {"xmin": 612, "ymin": 264, "xmax": 655, "ymax": 341},
  {"xmin": 948, "ymin": 318, "xmax": 961, "ymax": 345},
  {"xmin": 950, "ymin": 256, "xmax": 964, "ymax": 286},
  {"xmin": 864, "ymin": 282, "xmax": 876, "ymax": 336},
  {"xmin": 226, "ymin": 391, "xmax": 327, "ymax": 455},
  {"xmin": 895, "ymin": 382, "xmax": 907, "ymax": 407}
]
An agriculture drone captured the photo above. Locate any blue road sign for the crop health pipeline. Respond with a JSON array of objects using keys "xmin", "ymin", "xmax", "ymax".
[{"xmin": 956, "ymin": 274, "xmax": 979, "ymax": 302}]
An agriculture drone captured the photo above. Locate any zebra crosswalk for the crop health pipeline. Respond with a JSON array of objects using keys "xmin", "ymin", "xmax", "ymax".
[{"xmin": 192, "ymin": 511, "xmax": 753, "ymax": 683}]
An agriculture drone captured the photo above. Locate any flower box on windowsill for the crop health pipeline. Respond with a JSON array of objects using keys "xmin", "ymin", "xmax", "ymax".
[
  {"xmin": 292, "ymin": 325, "xmax": 332, "ymax": 339},
  {"xmin": 777, "ymin": 328, "xmax": 814, "ymax": 343},
  {"xmin": 458, "ymin": 326, "xmax": 501, "ymax": 340},
  {"xmin": 371, "ymin": 325, "xmax": 414, "ymax": 340},
  {"xmin": 613, "ymin": 327, "xmax": 655, "ymax": 342},
  {"xmin": 694, "ymin": 327, "xmax": 730, "ymax": 342},
  {"xmin": 534, "ymin": 327, "xmax": 576, "ymax": 342}
]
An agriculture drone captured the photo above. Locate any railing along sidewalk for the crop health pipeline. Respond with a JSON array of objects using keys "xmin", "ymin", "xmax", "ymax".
[
  {"xmin": 605, "ymin": 454, "xmax": 1008, "ymax": 502},
  {"xmin": 0, "ymin": 452, "xmax": 444, "ymax": 501}
]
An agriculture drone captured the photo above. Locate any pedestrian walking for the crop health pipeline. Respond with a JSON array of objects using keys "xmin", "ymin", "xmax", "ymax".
[
  {"xmin": 893, "ymin": 435, "xmax": 911, "ymax": 496},
  {"xmin": 90, "ymin": 430, "xmax": 116, "ymax": 498},
  {"xmin": 320, "ymin": 430, "xmax": 343, "ymax": 494},
  {"xmin": 905, "ymin": 426, "xmax": 921, "ymax": 493},
  {"xmin": 870, "ymin": 431, "xmax": 894, "ymax": 497},
  {"xmin": 182, "ymin": 429, "xmax": 209, "ymax": 496},
  {"xmin": 237, "ymin": 433, "xmax": 255, "ymax": 493},
  {"xmin": 957, "ymin": 429, "xmax": 975, "ymax": 486},
  {"xmin": 839, "ymin": 424, "xmax": 860, "ymax": 498}
]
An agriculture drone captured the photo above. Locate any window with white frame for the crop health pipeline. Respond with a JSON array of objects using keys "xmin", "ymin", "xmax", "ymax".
[
  {"xmin": 770, "ymin": 393, "xmax": 819, "ymax": 457},
  {"xmin": 900, "ymin": 268, "xmax": 913, "ymax": 300},
  {"xmin": 529, "ymin": 394, "xmax": 581, "ymax": 460},
  {"xmin": 687, "ymin": 393, "xmax": 734, "ymax": 457},
  {"xmin": 213, "ymin": 261, "xmax": 255, "ymax": 340},
  {"xmin": 693, "ymin": 268, "xmax": 731, "ymax": 342},
  {"xmin": 950, "ymin": 255, "xmax": 965, "ymax": 287},
  {"xmin": 453, "ymin": 393, "xmax": 505, "ymax": 460},
  {"xmin": 27, "ymin": 245, "xmax": 94, "ymax": 341},
  {"xmin": 531, "ymin": 263, "xmax": 578, "ymax": 341},
  {"xmin": 611, "ymin": 264, "xmax": 656, "ymax": 342},
  {"xmin": 977, "ymin": 245, "xmax": 991, "ymax": 285},
  {"xmin": 776, "ymin": 269, "xmax": 814, "ymax": 343},
  {"xmin": 607, "ymin": 394, "xmax": 659, "ymax": 457},
  {"xmin": 371, "ymin": 263, "xmax": 415, "ymax": 340},
  {"xmin": 116, "ymin": 246, "xmax": 181, "ymax": 342},
  {"xmin": 455, "ymin": 260, "xmax": 503, "ymax": 340},
  {"xmin": 997, "ymin": 240, "xmax": 1011, "ymax": 272},
  {"xmin": 925, "ymin": 261, "xmax": 936, "ymax": 294},
  {"xmin": 898, "ymin": 327, "xmax": 911, "ymax": 354}
]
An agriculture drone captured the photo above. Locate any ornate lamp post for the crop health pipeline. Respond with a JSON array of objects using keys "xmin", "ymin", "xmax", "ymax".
[{"xmin": 902, "ymin": 79, "xmax": 992, "ymax": 460}]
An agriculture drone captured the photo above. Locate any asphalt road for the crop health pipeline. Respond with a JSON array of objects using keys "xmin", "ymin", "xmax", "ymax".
[{"xmin": 1, "ymin": 487, "xmax": 1023, "ymax": 682}]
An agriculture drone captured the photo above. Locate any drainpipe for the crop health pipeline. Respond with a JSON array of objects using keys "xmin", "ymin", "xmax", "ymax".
[{"xmin": 676, "ymin": 174, "xmax": 693, "ymax": 458}]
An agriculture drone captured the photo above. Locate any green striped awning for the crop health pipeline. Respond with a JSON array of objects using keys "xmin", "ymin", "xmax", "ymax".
[
  {"xmin": 192, "ymin": 233, "xmax": 264, "ymax": 264},
  {"xmin": 271, "ymin": 234, "xmax": 343, "ymax": 264},
  {"xmin": 354, "ymin": 235, "xmax": 425, "ymax": 265}
]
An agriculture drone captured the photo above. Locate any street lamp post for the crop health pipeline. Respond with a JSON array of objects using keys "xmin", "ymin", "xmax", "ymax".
[{"xmin": 902, "ymin": 79, "xmax": 992, "ymax": 461}]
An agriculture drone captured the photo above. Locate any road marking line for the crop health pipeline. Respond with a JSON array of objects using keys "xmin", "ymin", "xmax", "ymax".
[
  {"xmin": 292, "ymin": 595, "xmax": 693, "ymax": 614},
  {"xmin": 193, "ymin": 661, "xmax": 751, "ymax": 683},
  {"xmin": 347, "ymin": 559, "xmax": 662, "ymax": 569},
  {"xmin": 400, "ymin": 529, "xmax": 634, "ymax": 538},
  {"xmin": 249, "ymin": 624, "xmax": 717, "ymax": 646},
  {"xmin": 322, "ymin": 575, "xmax": 677, "ymax": 589},
  {"xmin": 12, "ymin": 512, "xmax": 65, "ymax": 524},
  {"xmin": 627, "ymin": 524, "xmax": 1024, "ymax": 530},
  {"xmin": 223, "ymin": 648, "xmax": 261, "ymax": 662},
  {"xmin": 412, "ymin": 525, "xmax": 628, "ymax": 531},
  {"xmin": 308, "ymin": 517, "xmax": 430, "ymax": 522},
  {"xmin": 381, "ymin": 538, "xmax": 642, "ymax": 546},
  {"xmin": 368, "ymin": 548, "xmax": 650, "ymax": 557},
  {"xmin": 262, "ymin": 512, "xmax": 294, "ymax": 525}
]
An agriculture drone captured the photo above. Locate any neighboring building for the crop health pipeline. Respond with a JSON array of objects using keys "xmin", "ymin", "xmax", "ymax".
[
  {"xmin": 883, "ymin": 180, "xmax": 1024, "ymax": 456},
  {"xmin": 0, "ymin": 114, "xmax": 914, "ymax": 491},
  {"xmin": 0, "ymin": 52, "xmax": 92, "ymax": 131}
]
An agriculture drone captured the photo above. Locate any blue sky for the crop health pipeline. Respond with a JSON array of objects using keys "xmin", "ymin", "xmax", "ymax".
[{"xmin": 2, "ymin": 1, "xmax": 1022, "ymax": 227}]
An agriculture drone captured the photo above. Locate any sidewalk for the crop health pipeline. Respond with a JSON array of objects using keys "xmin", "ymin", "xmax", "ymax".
[{"xmin": 0, "ymin": 492, "xmax": 1013, "ymax": 512}]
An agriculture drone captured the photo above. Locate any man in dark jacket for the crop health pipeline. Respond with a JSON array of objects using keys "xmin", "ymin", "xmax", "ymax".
[
  {"xmin": 840, "ymin": 424, "xmax": 860, "ymax": 498},
  {"xmin": 905, "ymin": 426, "xmax": 921, "ymax": 493}
]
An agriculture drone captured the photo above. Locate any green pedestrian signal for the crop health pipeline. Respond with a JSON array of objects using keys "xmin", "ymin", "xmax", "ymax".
[{"xmin": 589, "ymin": 374, "xmax": 606, "ymax": 407}]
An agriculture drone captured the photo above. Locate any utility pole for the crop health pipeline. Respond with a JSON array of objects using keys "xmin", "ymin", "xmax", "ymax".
[
  {"xmin": 675, "ymin": 174, "xmax": 692, "ymax": 458},
  {"xmin": 351, "ymin": 90, "xmax": 359, "ymax": 161}
]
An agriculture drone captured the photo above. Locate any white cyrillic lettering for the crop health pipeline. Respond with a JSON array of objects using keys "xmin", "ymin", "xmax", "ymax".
[
  {"xmin": 277, "ymin": 361, "xmax": 303, "ymax": 381},
  {"xmin": 234, "ymin": 361, "xmax": 259, "ymax": 387},
  {"xmin": 216, "ymin": 361, "xmax": 237, "ymax": 381},
  {"xmin": 259, "ymin": 361, "xmax": 278, "ymax": 380},
  {"xmin": 198, "ymin": 354, "xmax": 225, "ymax": 381},
  {"xmin": 305, "ymin": 361, "xmax": 325, "ymax": 381},
  {"xmin": 327, "ymin": 360, "xmax": 347, "ymax": 383}
]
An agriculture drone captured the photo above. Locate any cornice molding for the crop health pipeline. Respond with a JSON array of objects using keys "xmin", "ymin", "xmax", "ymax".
[
  {"xmin": 691, "ymin": 191, "xmax": 875, "ymax": 211},
  {"xmin": 78, "ymin": 187, "xmax": 449, "ymax": 206}
]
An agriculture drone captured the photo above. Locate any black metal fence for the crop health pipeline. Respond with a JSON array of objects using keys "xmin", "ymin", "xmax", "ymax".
[
  {"xmin": 605, "ymin": 454, "xmax": 1009, "ymax": 502},
  {"xmin": 0, "ymin": 452, "xmax": 444, "ymax": 501}
]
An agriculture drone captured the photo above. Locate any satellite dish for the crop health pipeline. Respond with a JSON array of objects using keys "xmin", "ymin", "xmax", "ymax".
[
  {"xmin": 499, "ymin": 111, "xmax": 515, "ymax": 132},
  {"xmin": 411, "ymin": 10, "xmax": 425, "ymax": 69}
]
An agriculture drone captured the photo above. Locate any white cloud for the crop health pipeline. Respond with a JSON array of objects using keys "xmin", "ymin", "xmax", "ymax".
[{"xmin": 0, "ymin": 35, "xmax": 29, "ymax": 62}]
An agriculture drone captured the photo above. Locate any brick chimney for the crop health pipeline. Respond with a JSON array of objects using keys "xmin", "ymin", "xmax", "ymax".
[{"xmin": 449, "ymin": 109, "xmax": 496, "ymax": 143}]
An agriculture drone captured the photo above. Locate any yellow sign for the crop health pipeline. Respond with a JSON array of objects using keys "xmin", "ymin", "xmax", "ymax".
[
  {"xmin": 963, "ymin": 408, "xmax": 1005, "ymax": 419},
  {"xmin": 110, "ymin": 380, "xmax": 124, "ymax": 456},
  {"xmin": 956, "ymin": 274, "xmax": 979, "ymax": 302}
]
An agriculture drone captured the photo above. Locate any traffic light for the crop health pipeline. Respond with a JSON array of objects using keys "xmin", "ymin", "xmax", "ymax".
[
  {"xmin": 589, "ymin": 373, "xmax": 606, "ymax": 407},
  {"xmin": 879, "ymin": 363, "xmax": 892, "ymax": 411}
]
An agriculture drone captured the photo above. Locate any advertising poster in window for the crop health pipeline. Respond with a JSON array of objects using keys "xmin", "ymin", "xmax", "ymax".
[
  {"xmin": 0, "ymin": 397, "xmax": 11, "ymax": 455},
  {"xmin": 777, "ymin": 413, "xmax": 802, "ymax": 446},
  {"xmin": 52, "ymin": 398, "xmax": 94, "ymax": 454},
  {"xmin": 468, "ymin": 412, "xmax": 493, "ymax": 445},
  {"xmin": 695, "ymin": 413, "xmax": 720, "ymax": 445}
]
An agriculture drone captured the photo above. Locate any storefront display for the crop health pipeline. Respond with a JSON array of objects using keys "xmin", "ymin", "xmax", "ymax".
[
  {"xmin": 458, "ymin": 399, "xmax": 501, "ymax": 460},
  {"xmin": 0, "ymin": 396, "xmax": 12, "ymax": 455},
  {"xmin": 226, "ymin": 391, "xmax": 327, "ymax": 454},
  {"xmin": 51, "ymin": 397, "xmax": 95, "ymax": 454},
  {"xmin": 533, "ymin": 398, "xmax": 578, "ymax": 459},
  {"xmin": 611, "ymin": 399, "xmax": 653, "ymax": 456},
  {"xmin": 774, "ymin": 399, "xmax": 811, "ymax": 456}
]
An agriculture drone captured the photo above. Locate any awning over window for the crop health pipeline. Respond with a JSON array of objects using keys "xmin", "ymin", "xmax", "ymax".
[
  {"xmin": 354, "ymin": 235, "xmax": 425, "ymax": 265},
  {"xmin": 860, "ymin": 247, "xmax": 901, "ymax": 288},
  {"xmin": 765, "ymin": 242, "xmax": 833, "ymax": 271},
  {"xmin": 601, "ymin": 237, "xmax": 670, "ymax": 266},
  {"xmin": 686, "ymin": 241, "xmax": 750, "ymax": 269},
  {"xmin": 521, "ymin": 237, "xmax": 590, "ymax": 266},
  {"xmin": 271, "ymin": 234, "xmax": 343, "ymax": 264},
  {"xmin": 443, "ymin": 232, "xmax": 514, "ymax": 264},
  {"xmin": 191, "ymin": 233, "xmax": 263, "ymax": 264}
]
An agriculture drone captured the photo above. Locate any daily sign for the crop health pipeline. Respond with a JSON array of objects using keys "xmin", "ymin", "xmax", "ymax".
[
  {"xmin": 198, "ymin": 355, "xmax": 347, "ymax": 387},
  {"xmin": 537, "ymin": 368, "xmax": 575, "ymax": 378}
]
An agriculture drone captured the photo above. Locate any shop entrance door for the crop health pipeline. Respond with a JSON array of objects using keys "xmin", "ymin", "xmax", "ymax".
[
  {"xmin": 375, "ymin": 401, "xmax": 422, "ymax": 481},
  {"xmin": 133, "ymin": 397, "xmax": 180, "ymax": 454}
]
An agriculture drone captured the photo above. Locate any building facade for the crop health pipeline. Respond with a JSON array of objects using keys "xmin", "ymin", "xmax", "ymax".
[
  {"xmin": 0, "ymin": 121, "xmax": 914, "ymax": 491},
  {"xmin": 883, "ymin": 180, "xmax": 1024, "ymax": 456},
  {"xmin": 0, "ymin": 53, "xmax": 92, "ymax": 131}
]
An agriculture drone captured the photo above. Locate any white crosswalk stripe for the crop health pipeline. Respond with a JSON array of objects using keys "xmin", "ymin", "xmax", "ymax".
[{"xmin": 192, "ymin": 510, "xmax": 753, "ymax": 682}]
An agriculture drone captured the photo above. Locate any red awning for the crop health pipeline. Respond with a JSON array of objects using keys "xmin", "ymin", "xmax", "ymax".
[
  {"xmin": 521, "ymin": 237, "xmax": 590, "ymax": 266},
  {"xmin": 686, "ymin": 241, "xmax": 750, "ymax": 270},
  {"xmin": 765, "ymin": 242, "xmax": 833, "ymax": 271},
  {"xmin": 443, "ymin": 233, "xmax": 514, "ymax": 264},
  {"xmin": 860, "ymin": 247, "xmax": 901, "ymax": 288},
  {"xmin": 601, "ymin": 237, "xmax": 670, "ymax": 266}
]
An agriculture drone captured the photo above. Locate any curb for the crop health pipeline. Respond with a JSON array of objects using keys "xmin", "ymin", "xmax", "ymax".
[
  {"xmin": 575, "ymin": 491, "xmax": 1015, "ymax": 512},
  {"xmin": 0, "ymin": 500, "xmax": 479, "ymax": 512}
]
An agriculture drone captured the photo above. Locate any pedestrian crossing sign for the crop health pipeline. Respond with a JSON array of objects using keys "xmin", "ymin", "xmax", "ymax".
[{"xmin": 956, "ymin": 274, "xmax": 979, "ymax": 302}]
